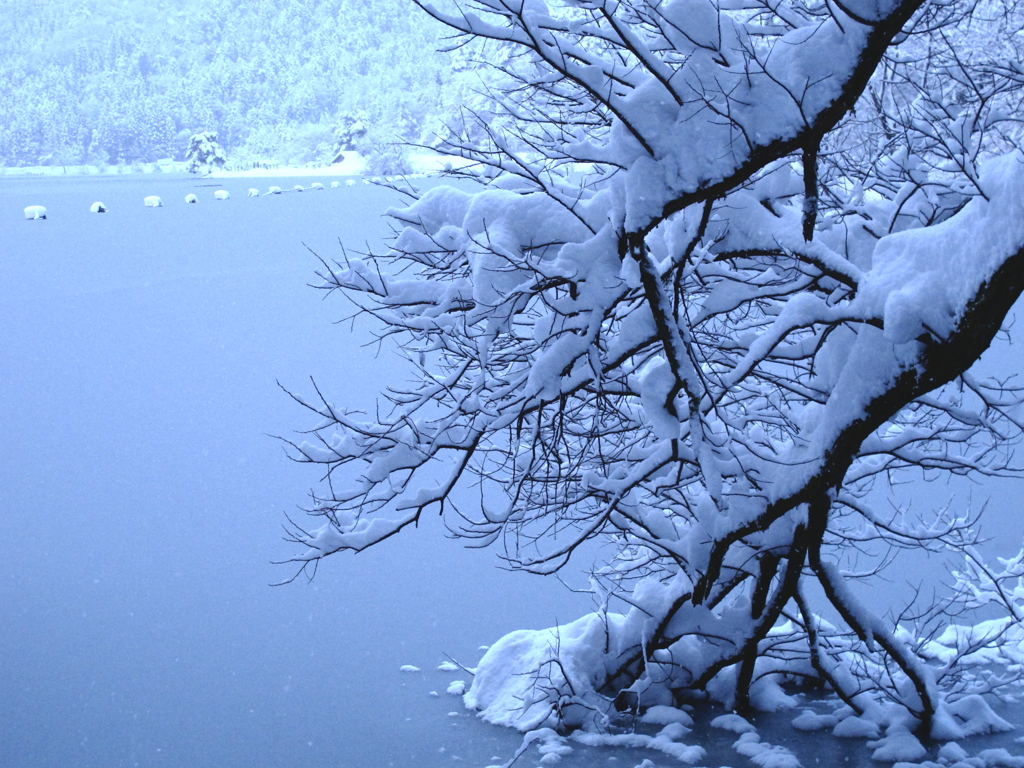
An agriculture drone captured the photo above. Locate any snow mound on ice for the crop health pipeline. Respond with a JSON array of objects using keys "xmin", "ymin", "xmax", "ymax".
[
  {"xmin": 639, "ymin": 705, "xmax": 693, "ymax": 727},
  {"xmin": 711, "ymin": 713, "xmax": 757, "ymax": 733}
]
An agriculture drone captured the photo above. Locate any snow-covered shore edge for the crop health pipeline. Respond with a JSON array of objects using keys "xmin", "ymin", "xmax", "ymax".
[{"xmin": 0, "ymin": 152, "xmax": 472, "ymax": 180}]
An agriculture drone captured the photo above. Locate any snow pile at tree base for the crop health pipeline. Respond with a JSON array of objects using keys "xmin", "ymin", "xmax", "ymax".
[
  {"xmin": 464, "ymin": 612, "xmax": 623, "ymax": 731},
  {"xmin": 465, "ymin": 610, "xmax": 1021, "ymax": 745}
]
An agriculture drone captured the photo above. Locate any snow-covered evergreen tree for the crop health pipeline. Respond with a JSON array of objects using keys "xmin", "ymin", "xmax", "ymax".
[
  {"xmin": 284, "ymin": 0, "xmax": 1024, "ymax": 747},
  {"xmin": 185, "ymin": 131, "xmax": 227, "ymax": 174}
]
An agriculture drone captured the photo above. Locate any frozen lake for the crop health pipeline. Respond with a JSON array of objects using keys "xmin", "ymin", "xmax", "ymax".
[{"xmin": 2, "ymin": 173, "xmax": 1023, "ymax": 768}]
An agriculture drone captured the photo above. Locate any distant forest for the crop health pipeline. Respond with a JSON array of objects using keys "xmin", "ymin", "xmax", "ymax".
[{"xmin": 0, "ymin": 0, "xmax": 487, "ymax": 169}]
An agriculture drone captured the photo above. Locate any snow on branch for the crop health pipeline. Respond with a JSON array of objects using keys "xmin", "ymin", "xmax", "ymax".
[{"xmin": 284, "ymin": 0, "xmax": 1024, "ymax": 740}]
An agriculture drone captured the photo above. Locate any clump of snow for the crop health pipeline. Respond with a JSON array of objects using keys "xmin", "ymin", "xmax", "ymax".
[
  {"xmin": 711, "ymin": 713, "xmax": 757, "ymax": 733},
  {"xmin": 310, "ymin": 182, "xmax": 324, "ymax": 190},
  {"xmin": 975, "ymin": 747, "xmax": 1024, "ymax": 766},
  {"xmin": 571, "ymin": 730, "xmax": 706, "ymax": 764},
  {"xmin": 937, "ymin": 742, "xmax": 969, "ymax": 762},
  {"xmin": 856, "ymin": 152, "xmax": 1024, "ymax": 345},
  {"xmin": 89, "ymin": 201, "xmax": 106, "ymax": 213},
  {"xmin": 267, "ymin": 186, "xmax": 282, "ymax": 195},
  {"xmin": 185, "ymin": 193, "xmax": 198, "ymax": 204},
  {"xmin": 732, "ymin": 731, "xmax": 801, "ymax": 768},
  {"xmin": 833, "ymin": 713, "xmax": 881, "ymax": 739},
  {"xmin": 247, "ymin": 188, "xmax": 259, "ymax": 197},
  {"xmin": 867, "ymin": 726, "xmax": 927, "ymax": 762},
  {"xmin": 399, "ymin": 664, "xmax": 421, "ymax": 673},
  {"xmin": 791, "ymin": 709, "xmax": 839, "ymax": 731},
  {"xmin": 331, "ymin": 181, "xmax": 341, "ymax": 188},
  {"xmin": 23, "ymin": 205, "xmax": 47, "ymax": 220},
  {"xmin": 749, "ymin": 675, "xmax": 800, "ymax": 712},
  {"xmin": 639, "ymin": 705, "xmax": 693, "ymax": 728},
  {"xmin": 437, "ymin": 661, "xmax": 459, "ymax": 671},
  {"xmin": 214, "ymin": 190, "xmax": 230, "ymax": 200},
  {"xmin": 465, "ymin": 613, "xmax": 624, "ymax": 731},
  {"xmin": 143, "ymin": 196, "xmax": 162, "ymax": 208},
  {"xmin": 293, "ymin": 184, "xmax": 304, "ymax": 192},
  {"xmin": 932, "ymin": 695, "xmax": 1014, "ymax": 739},
  {"xmin": 446, "ymin": 680, "xmax": 466, "ymax": 695}
]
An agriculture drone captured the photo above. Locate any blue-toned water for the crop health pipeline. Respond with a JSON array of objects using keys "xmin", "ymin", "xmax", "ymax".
[{"xmin": 1, "ymin": 173, "xmax": 1022, "ymax": 768}]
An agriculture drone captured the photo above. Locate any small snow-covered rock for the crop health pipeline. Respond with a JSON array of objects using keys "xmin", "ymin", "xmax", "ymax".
[
  {"xmin": 293, "ymin": 184, "xmax": 304, "ymax": 192},
  {"xmin": 185, "ymin": 194, "xmax": 198, "ymax": 204},
  {"xmin": 144, "ymin": 196, "xmax": 162, "ymax": 207},
  {"xmin": 214, "ymin": 190, "xmax": 230, "ymax": 200},
  {"xmin": 345, "ymin": 179, "xmax": 356, "ymax": 187},
  {"xmin": 267, "ymin": 186, "xmax": 282, "ymax": 195},
  {"xmin": 24, "ymin": 205, "xmax": 47, "ymax": 220},
  {"xmin": 330, "ymin": 180, "xmax": 341, "ymax": 188},
  {"xmin": 310, "ymin": 182, "xmax": 324, "ymax": 190},
  {"xmin": 428, "ymin": 691, "xmax": 440, "ymax": 697},
  {"xmin": 399, "ymin": 664, "xmax": 421, "ymax": 673},
  {"xmin": 90, "ymin": 202, "xmax": 106, "ymax": 213},
  {"xmin": 447, "ymin": 680, "xmax": 466, "ymax": 696},
  {"xmin": 248, "ymin": 188, "xmax": 259, "ymax": 197}
]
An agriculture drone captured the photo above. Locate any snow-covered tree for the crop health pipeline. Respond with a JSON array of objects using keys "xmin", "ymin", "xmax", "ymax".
[
  {"xmin": 185, "ymin": 131, "xmax": 227, "ymax": 174},
  {"xmin": 284, "ymin": 0, "xmax": 1024, "ymax": 744}
]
